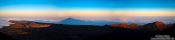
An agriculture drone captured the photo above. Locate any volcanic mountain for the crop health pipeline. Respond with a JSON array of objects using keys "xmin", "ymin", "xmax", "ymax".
[{"xmin": 57, "ymin": 18, "xmax": 117, "ymax": 26}]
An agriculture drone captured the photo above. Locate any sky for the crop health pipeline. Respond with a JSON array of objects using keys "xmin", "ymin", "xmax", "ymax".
[
  {"xmin": 0, "ymin": 0, "xmax": 175, "ymax": 27},
  {"xmin": 0, "ymin": 0, "xmax": 174, "ymax": 8},
  {"xmin": 0, "ymin": 0, "xmax": 175, "ymax": 17}
]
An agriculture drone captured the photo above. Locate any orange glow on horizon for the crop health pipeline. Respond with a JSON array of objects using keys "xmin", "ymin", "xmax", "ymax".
[{"xmin": 0, "ymin": 10, "xmax": 175, "ymax": 17}]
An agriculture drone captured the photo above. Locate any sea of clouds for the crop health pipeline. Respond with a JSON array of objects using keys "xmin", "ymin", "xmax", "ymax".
[{"xmin": 0, "ymin": 16, "xmax": 175, "ymax": 28}]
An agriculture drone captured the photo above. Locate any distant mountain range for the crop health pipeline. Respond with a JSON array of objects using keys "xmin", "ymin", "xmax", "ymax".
[{"xmin": 56, "ymin": 18, "xmax": 118, "ymax": 26}]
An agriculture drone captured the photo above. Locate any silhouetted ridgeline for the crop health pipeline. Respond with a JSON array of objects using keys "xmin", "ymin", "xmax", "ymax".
[{"xmin": 0, "ymin": 20, "xmax": 174, "ymax": 40}]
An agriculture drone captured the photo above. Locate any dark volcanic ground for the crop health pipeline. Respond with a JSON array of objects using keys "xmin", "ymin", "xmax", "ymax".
[
  {"xmin": 4, "ymin": 24, "xmax": 174, "ymax": 40},
  {"xmin": 0, "ymin": 21, "xmax": 174, "ymax": 40}
]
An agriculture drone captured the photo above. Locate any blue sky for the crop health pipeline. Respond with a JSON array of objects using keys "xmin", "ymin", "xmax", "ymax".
[
  {"xmin": 54, "ymin": 0, "xmax": 175, "ymax": 9},
  {"xmin": 0, "ymin": 0, "xmax": 175, "ymax": 9},
  {"xmin": 0, "ymin": 0, "xmax": 175, "ymax": 26}
]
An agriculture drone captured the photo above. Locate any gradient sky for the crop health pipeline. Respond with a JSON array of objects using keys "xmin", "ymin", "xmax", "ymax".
[
  {"xmin": 0, "ymin": 0, "xmax": 174, "ymax": 8},
  {"xmin": 0, "ymin": 0, "xmax": 175, "ymax": 27},
  {"xmin": 0, "ymin": 0, "xmax": 175, "ymax": 17}
]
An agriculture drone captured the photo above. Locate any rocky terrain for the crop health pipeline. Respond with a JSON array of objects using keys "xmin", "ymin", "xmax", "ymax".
[{"xmin": 0, "ymin": 20, "xmax": 174, "ymax": 40}]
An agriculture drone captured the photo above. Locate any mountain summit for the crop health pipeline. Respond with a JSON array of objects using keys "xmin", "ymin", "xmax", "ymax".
[
  {"xmin": 143, "ymin": 21, "xmax": 166, "ymax": 30},
  {"xmin": 57, "ymin": 18, "xmax": 117, "ymax": 26}
]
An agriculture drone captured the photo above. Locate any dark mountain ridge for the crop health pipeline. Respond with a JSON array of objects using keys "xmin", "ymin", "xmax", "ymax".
[{"xmin": 0, "ymin": 20, "xmax": 174, "ymax": 40}]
